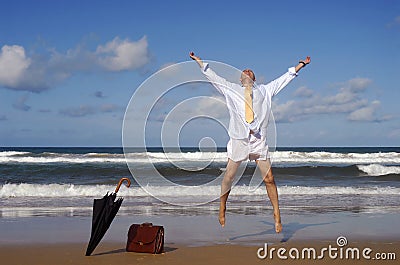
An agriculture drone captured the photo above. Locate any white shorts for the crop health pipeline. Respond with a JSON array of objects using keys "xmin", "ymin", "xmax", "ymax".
[{"xmin": 227, "ymin": 133, "xmax": 269, "ymax": 162}]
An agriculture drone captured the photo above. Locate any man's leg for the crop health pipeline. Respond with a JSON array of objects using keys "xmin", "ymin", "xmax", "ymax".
[
  {"xmin": 219, "ymin": 158, "xmax": 241, "ymax": 227},
  {"xmin": 256, "ymin": 159, "xmax": 282, "ymax": 233}
]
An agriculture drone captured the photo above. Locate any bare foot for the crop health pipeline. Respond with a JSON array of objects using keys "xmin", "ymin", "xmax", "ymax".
[
  {"xmin": 274, "ymin": 213, "xmax": 282, "ymax": 233},
  {"xmin": 219, "ymin": 205, "xmax": 226, "ymax": 227},
  {"xmin": 275, "ymin": 222, "xmax": 282, "ymax": 233}
]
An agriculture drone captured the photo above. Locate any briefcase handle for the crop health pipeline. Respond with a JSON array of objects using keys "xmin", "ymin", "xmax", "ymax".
[
  {"xmin": 115, "ymin": 177, "xmax": 131, "ymax": 193},
  {"xmin": 140, "ymin": 222, "xmax": 153, "ymax": 227}
]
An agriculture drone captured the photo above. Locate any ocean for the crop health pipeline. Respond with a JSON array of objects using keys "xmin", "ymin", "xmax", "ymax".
[{"xmin": 1, "ymin": 147, "xmax": 400, "ymax": 219}]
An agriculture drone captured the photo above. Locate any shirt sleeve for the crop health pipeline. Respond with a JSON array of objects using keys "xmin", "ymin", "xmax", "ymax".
[
  {"xmin": 266, "ymin": 67, "xmax": 298, "ymax": 97},
  {"xmin": 201, "ymin": 63, "xmax": 236, "ymax": 96}
]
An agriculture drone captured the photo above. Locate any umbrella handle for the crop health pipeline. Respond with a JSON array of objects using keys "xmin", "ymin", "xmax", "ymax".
[{"xmin": 115, "ymin": 177, "xmax": 131, "ymax": 193}]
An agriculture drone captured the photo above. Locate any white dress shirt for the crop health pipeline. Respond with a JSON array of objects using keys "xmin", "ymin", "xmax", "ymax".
[{"xmin": 202, "ymin": 63, "xmax": 298, "ymax": 139}]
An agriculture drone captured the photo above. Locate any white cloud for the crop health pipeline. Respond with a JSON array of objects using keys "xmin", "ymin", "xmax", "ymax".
[
  {"xmin": 347, "ymin": 100, "xmax": 379, "ymax": 121},
  {"xmin": 273, "ymin": 77, "xmax": 390, "ymax": 123},
  {"xmin": 150, "ymin": 95, "xmax": 228, "ymax": 123},
  {"xmin": 273, "ymin": 100, "xmax": 298, "ymax": 122},
  {"xmin": 324, "ymin": 89, "xmax": 358, "ymax": 104},
  {"xmin": 347, "ymin": 100, "xmax": 391, "ymax": 122},
  {"xmin": 0, "ymin": 45, "xmax": 31, "ymax": 88},
  {"xmin": 194, "ymin": 96, "xmax": 228, "ymax": 119},
  {"xmin": 293, "ymin": 86, "xmax": 313, "ymax": 98},
  {"xmin": 324, "ymin": 77, "xmax": 372, "ymax": 104},
  {"xmin": 0, "ymin": 36, "xmax": 151, "ymax": 92},
  {"xmin": 96, "ymin": 36, "xmax": 149, "ymax": 71},
  {"xmin": 47, "ymin": 44, "xmax": 94, "ymax": 77},
  {"xmin": 347, "ymin": 77, "xmax": 372, "ymax": 92}
]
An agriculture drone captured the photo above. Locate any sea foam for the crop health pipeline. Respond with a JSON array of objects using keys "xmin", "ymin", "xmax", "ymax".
[
  {"xmin": 1, "ymin": 183, "xmax": 399, "ymax": 198},
  {"xmin": 1, "ymin": 150, "xmax": 400, "ymax": 166},
  {"xmin": 357, "ymin": 164, "xmax": 400, "ymax": 176}
]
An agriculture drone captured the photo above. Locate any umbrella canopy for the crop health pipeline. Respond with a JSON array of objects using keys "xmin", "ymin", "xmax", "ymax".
[{"xmin": 85, "ymin": 177, "xmax": 131, "ymax": 256}]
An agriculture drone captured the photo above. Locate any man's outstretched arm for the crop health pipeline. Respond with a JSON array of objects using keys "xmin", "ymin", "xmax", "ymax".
[
  {"xmin": 267, "ymin": 56, "xmax": 311, "ymax": 96},
  {"xmin": 295, "ymin": 56, "xmax": 311, "ymax": 73},
  {"xmin": 189, "ymin": 51, "xmax": 236, "ymax": 96},
  {"xmin": 189, "ymin": 52, "xmax": 204, "ymax": 68}
]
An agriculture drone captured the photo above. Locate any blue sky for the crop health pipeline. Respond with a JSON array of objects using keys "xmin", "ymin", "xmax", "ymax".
[{"xmin": 0, "ymin": 0, "xmax": 399, "ymax": 147}]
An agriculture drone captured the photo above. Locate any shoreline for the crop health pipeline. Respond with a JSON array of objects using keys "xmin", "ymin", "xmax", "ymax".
[{"xmin": 2, "ymin": 211, "xmax": 400, "ymax": 245}]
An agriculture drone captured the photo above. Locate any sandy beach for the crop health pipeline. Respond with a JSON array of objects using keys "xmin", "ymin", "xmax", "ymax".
[
  {"xmin": 0, "ymin": 212, "xmax": 398, "ymax": 265},
  {"xmin": 1, "ymin": 241, "xmax": 398, "ymax": 265}
]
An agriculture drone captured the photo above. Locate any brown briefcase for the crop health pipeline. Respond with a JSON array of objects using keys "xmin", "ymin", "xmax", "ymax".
[{"xmin": 126, "ymin": 222, "xmax": 164, "ymax": 254}]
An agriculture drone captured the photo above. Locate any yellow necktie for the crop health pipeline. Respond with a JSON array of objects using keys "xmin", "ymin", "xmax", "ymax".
[{"xmin": 245, "ymin": 85, "xmax": 254, "ymax": 123}]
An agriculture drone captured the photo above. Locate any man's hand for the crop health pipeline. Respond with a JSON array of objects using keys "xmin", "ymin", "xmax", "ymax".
[
  {"xmin": 300, "ymin": 56, "xmax": 311, "ymax": 65},
  {"xmin": 190, "ymin": 51, "xmax": 203, "ymax": 68},
  {"xmin": 295, "ymin": 56, "xmax": 311, "ymax": 73},
  {"xmin": 189, "ymin": 52, "xmax": 200, "ymax": 61}
]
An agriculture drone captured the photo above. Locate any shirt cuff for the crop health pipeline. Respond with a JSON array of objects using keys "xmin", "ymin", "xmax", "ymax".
[
  {"xmin": 288, "ymin": 66, "xmax": 298, "ymax": 76},
  {"xmin": 202, "ymin": 62, "xmax": 209, "ymax": 72}
]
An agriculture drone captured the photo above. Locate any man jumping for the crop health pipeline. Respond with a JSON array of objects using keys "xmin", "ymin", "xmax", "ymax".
[{"xmin": 190, "ymin": 51, "xmax": 310, "ymax": 233}]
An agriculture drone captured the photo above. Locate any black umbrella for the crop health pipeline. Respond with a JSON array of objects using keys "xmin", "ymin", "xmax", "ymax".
[{"xmin": 85, "ymin": 177, "xmax": 131, "ymax": 256}]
